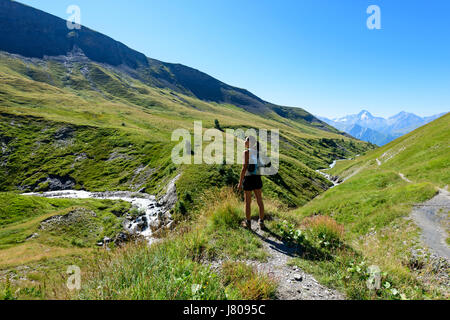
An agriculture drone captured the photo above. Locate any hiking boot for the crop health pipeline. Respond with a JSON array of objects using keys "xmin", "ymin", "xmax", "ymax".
[
  {"xmin": 258, "ymin": 219, "xmax": 266, "ymax": 230},
  {"xmin": 241, "ymin": 219, "xmax": 251, "ymax": 230}
]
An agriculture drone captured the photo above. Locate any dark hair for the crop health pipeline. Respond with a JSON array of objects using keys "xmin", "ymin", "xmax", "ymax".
[{"xmin": 246, "ymin": 136, "xmax": 259, "ymax": 157}]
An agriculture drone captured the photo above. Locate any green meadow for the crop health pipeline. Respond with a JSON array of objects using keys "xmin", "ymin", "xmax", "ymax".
[{"xmin": 1, "ymin": 50, "xmax": 447, "ymax": 300}]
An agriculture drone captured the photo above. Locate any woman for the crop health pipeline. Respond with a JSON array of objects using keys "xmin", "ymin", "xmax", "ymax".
[{"xmin": 238, "ymin": 136, "xmax": 265, "ymax": 230}]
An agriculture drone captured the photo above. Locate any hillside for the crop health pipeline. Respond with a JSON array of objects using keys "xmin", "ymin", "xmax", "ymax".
[
  {"xmin": 288, "ymin": 113, "xmax": 449, "ymax": 299},
  {"xmin": 0, "ymin": 0, "xmax": 342, "ymax": 133},
  {"xmin": 0, "ymin": 50, "xmax": 370, "ymax": 204},
  {"xmin": 57, "ymin": 114, "xmax": 448, "ymax": 300},
  {"xmin": 0, "ymin": 1, "xmax": 378, "ymax": 300},
  {"xmin": 0, "ymin": 0, "xmax": 372, "ymax": 205}
]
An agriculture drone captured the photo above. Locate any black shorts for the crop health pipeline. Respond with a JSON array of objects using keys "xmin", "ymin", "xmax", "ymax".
[{"xmin": 243, "ymin": 175, "xmax": 263, "ymax": 191}]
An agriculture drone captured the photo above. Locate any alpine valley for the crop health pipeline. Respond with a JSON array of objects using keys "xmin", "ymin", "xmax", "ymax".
[{"xmin": 0, "ymin": 0, "xmax": 448, "ymax": 301}]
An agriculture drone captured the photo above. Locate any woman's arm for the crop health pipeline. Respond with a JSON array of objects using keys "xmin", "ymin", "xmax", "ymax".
[{"xmin": 238, "ymin": 150, "xmax": 249, "ymax": 190}]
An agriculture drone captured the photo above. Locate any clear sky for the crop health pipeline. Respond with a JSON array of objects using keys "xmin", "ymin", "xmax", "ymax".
[{"xmin": 19, "ymin": 0, "xmax": 450, "ymax": 118}]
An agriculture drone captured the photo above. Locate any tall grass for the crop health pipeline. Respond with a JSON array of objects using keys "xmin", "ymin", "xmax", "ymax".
[
  {"xmin": 221, "ymin": 262, "xmax": 277, "ymax": 300},
  {"xmin": 303, "ymin": 215, "xmax": 345, "ymax": 248},
  {"xmin": 208, "ymin": 197, "xmax": 242, "ymax": 229},
  {"xmin": 77, "ymin": 188, "xmax": 278, "ymax": 300},
  {"xmin": 79, "ymin": 241, "xmax": 226, "ymax": 300}
]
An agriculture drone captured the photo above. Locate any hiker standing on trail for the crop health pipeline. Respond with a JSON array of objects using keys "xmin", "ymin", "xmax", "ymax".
[{"xmin": 238, "ymin": 136, "xmax": 265, "ymax": 230}]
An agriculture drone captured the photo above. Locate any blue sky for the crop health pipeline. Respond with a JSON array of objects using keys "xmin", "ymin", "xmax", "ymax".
[{"xmin": 20, "ymin": 0, "xmax": 450, "ymax": 118}]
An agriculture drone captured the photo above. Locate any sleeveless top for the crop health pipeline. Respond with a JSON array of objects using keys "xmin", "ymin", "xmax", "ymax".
[{"xmin": 245, "ymin": 148, "xmax": 260, "ymax": 176}]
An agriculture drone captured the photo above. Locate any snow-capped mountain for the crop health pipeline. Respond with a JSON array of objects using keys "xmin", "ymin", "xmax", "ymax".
[
  {"xmin": 319, "ymin": 110, "xmax": 447, "ymax": 146},
  {"xmin": 327, "ymin": 110, "xmax": 387, "ymax": 132}
]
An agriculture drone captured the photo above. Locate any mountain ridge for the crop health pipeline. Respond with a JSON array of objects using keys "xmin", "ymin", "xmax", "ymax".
[
  {"xmin": 319, "ymin": 110, "xmax": 447, "ymax": 146},
  {"xmin": 0, "ymin": 0, "xmax": 338, "ymax": 134},
  {"xmin": 0, "ymin": 1, "xmax": 374, "ymax": 206}
]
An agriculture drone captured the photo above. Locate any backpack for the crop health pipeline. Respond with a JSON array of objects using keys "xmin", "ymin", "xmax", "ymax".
[
  {"xmin": 247, "ymin": 146, "xmax": 271, "ymax": 176},
  {"xmin": 248, "ymin": 151, "xmax": 259, "ymax": 175}
]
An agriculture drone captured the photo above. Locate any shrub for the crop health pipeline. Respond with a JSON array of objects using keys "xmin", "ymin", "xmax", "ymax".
[
  {"xmin": 2, "ymin": 277, "xmax": 15, "ymax": 300},
  {"xmin": 129, "ymin": 207, "xmax": 144, "ymax": 219},
  {"xmin": 183, "ymin": 231, "xmax": 208, "ymax": 262},
  {"xmin": 176, "ymin": 200, "xmax": 187, "ymax": 215},
  {"xmin": 183, "ymin": 192, "xmax": 192, "ymax": 203},
  {"xmin": 275, "ymin": 220, "xmax": 307, "ymax": 245}
]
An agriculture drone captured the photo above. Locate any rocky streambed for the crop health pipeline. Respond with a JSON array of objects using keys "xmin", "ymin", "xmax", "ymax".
[
  {"xmin": 22, "ymin": 189, "xmax": 175, "ymax": 245},
  {"xmin": 316, "ymin": 160, "xmax": 344, "ymax": 188}
]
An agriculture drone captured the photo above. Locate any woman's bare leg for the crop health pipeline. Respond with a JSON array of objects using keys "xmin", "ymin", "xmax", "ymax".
[
  {"xmin": 244, "ymin": 191, "xmax": 252, "ymax": 221},
  {"xmin": 254, "ymin": 189, "xmax": 265, "ymax": 221}
]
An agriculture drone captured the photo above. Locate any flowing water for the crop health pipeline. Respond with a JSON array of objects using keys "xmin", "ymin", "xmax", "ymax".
[
  {"xmin": 316, "ymin": 160, "xmax": 341, "ymax": 187},
  {"xmin": 22, "ymin": 190, "xmax": 166, "ymax": 243}
]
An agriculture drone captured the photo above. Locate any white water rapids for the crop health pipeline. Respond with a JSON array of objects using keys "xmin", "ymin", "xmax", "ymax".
[
  {"xmin": 316, "ymin": 155, "xmax": 360, "ymax": 188},
  {"xmin": 316, "ymin": 160, "xmax": 341, "ymax": 187},
  {"xmin": 22, "ymin": 190, "xmax": 166, "ymax": 243}
]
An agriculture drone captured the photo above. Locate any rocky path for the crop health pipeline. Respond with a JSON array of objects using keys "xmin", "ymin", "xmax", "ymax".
[
  {"xmin": 372, "ymin": 159, "xmax": 449, "ymax": 261},
  {"xmin": 390, "ymin": 170, "xmax": 450, "ymax": 261},
  {"xmin": 410, "ymin": 187, "xmax": 450, "ymax": 260},
  {"xmin": 248, "ymin": 221, "xmax": 345, "ymax": 300}
]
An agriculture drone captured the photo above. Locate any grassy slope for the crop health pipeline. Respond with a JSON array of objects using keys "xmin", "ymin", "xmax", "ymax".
[
  {"xmin": 77, "ymin": 189, "xmax": 278, "ymax": 300},
  {"xmin": 0, "ymin": 51, "xmax": 372, "ymax": 299},
  {"xmin": 279, "ymin": 114, "xmax": 449, "ymax": 299},
  {"xmin": 0, "ymin": 52, "xmax": 371, "ymax": 203},
  {"xmin": 0, "ymin": 192, "xmax": 130, "ymax": 255}
]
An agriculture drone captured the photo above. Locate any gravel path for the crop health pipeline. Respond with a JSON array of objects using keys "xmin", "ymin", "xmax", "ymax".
[
  {"xmin": 376, "ymin": 167, "xmax": 449, "ymax": 261},
  {"xmin": 411, "ymin": 187, "xmax": 450, "ymax": 260},
  {"xmin": 248, "ymin": 221, "xmax": 345, "ymax": 300}
]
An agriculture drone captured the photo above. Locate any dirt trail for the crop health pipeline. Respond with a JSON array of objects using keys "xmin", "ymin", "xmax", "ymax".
[
  {"xmin": 391, "ymin": 170, "xmax": 449, "ymax": 260},
  {"xmin": 247, "ymin": 221, "xmax": 345, "ymax": 300},
  {"xmin": 410, "ymin": 187, "xmax": 450, "ymax": 260},
  {"xmin": 398, "ymin": 172, "xmax": 412, "ymax": 183}
]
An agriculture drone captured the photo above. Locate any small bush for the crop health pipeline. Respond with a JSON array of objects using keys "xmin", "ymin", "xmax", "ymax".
[
  {"xmin": 176, "ymin": 200, "xmax": 187, "ymax": 215},
  {"xmin": 70, "ymin": 237, "xmax": 86, "ymax": 248},
  {"xmin": 129, "ymin": 207, "xmax": 144, "ymax": 219},
  {"xmin": 183, "ymin": 192, "xmax": 193, "ymax": 203},
  {"xmin": 2, "ymin": 277, "xmax": 16, "ymax": 300},
  {"xmin": 346, "ymin": 260, "xmax": 405, "ymax": 300},
  {"xmin": 275, "ymin": 220, "xmax": 308, "ymax": 245}
]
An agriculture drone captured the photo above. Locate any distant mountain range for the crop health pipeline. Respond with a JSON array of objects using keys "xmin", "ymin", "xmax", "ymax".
[{"xmin": 318, "ymin": 110, "xmax": 447, "ymax": 146}]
